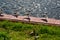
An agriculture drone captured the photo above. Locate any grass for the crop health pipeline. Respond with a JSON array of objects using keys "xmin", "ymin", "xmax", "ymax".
[{"xmin": 0, "ymin": 20, "xmax": 60, "ymax": 40}]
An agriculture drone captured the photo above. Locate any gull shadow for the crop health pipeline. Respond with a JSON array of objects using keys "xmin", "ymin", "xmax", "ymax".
[
  {"xmin": 23, "ymin": 18, "xmax": 31, "ymax": 22},
  {"xmin": 41, "ymin": 19, "xmax": 48, "ymax": 22},
  {"xmin": 0, "ymin": 14, "xmax": 4, "ymax": 17},
  {"xmin": 13, "ymin": 15, "xmax": 18, "ymax": 18}
]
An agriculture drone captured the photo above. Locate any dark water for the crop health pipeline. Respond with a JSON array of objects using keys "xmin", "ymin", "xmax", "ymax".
[{"xmin": 0, "ymin": 0, "xmax": 60, "ymax": 19}]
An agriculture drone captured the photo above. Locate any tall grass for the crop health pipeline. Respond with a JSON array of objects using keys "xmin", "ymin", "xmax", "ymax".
[{"xmin": 0, "ymin": 20, "xmax": 60, "ymax": 40}]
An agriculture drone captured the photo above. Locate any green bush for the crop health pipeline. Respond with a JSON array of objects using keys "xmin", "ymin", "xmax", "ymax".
[{"xmin": 0, "ymin": 31, "xmax": 10, "ymax": 40}]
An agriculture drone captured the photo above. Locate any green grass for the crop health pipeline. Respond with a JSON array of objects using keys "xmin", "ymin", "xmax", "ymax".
[{"xmin": 0, "ymin": 20, "xmax": 60, "ymax": 40}]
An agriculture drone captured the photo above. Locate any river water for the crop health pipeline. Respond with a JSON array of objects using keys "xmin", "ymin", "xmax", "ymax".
[{"xmin": 0, "ymin": 0, "xmax": 60, "ymax": 19}]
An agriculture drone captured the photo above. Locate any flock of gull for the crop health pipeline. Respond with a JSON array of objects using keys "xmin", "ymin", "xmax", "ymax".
[{"xmin": 0, "ymin": 0, "xmax": 60, "ymax": 19}]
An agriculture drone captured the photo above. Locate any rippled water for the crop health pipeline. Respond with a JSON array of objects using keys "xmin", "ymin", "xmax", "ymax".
[{"xmin": 0, "ymin": 0, "xmax": 60, "ymax": 19}]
